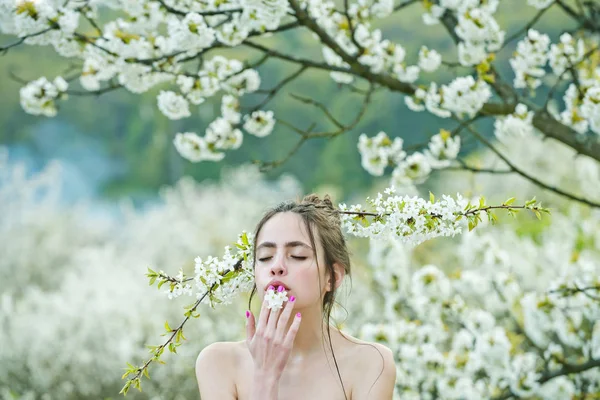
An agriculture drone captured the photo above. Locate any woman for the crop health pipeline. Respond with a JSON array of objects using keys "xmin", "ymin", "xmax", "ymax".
[{"xmin": 195, "ymin": 194, "xmax": 396, "ymax": 399}]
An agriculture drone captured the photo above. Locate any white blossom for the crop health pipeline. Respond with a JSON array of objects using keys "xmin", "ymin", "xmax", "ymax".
[
  {"xmin": 494, "ymin": 103, "xmax": 535, "ymax": 142},
  {"xmin": 510, "ymin": 29, "xmax": 550, "ymax": 89},
  {"xmin": 264, "ymin": 287, "xmax": 289, "ymax": 310},
  {"xmin": 392, "ymin": 152, "xmax": 432, "ymax": 186},
  {"xmin": 549, "ymin": 33, "xmax": 585, "ymax": 77},
  {"xmin": 173, "ymin": 132, "xmax": 225, "ymax": 162},
  {"xmin": 243, "ymin": 110, "xmax": 276, "ymax": 137},
  {"xmin": 357, "ymin": 131, "xmax": 406, "ymax": 176},
  {"xmin": 559, "ymin": 84, "xmax": 589, "ymax": 134},
  {"xmin": 157, "ymin": 90, "xmax": 191, "ymax": 120},
  {"xmin": 441, "ymin": 76, "xmax": 492, "ymax": 118},
  {"xmin": 19, "ymin": 76, "xmax": 68, "ymax": 117},
  {"xmin": 222, "ymin": 95, "xmax": 242, "ymax": 124},
  {"xmin": 206, "ymin": 117, "xmax": 244, "ymax": 149},
  {"xmin": 424, "ymin": 130, "xmax": 461, "ymax": 168},
  {"xmin": 418, "ymin": 46, "xmax": 442, "ymax": 73},
  {"xmin": 581, "ymin": 86, "xmax": 600, "ymax": 135}
]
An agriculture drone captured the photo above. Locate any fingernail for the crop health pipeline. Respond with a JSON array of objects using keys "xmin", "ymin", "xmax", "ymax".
[
  {"xmin": 277, "ymin": 285, "xmax": 284, "ymax": 292},
  {"xmin": 245, "ymin": 310, "xmax": 250, "ymax": 318},
  {"xmin": 268, "ymin": 285, "xmax": 275, "ymax": 291},
  {"xmin": 296, "ymin": 312, "xmax": 301, "ymax": 318},
  {"xmin": 289, "ymin": 296, "xmax": 295, "ymax": 302}
]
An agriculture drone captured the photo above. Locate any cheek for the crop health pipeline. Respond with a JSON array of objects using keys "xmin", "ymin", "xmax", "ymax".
[{"xmin": 295, "ymin": 264, "xmax": 327, "ymax": 296}]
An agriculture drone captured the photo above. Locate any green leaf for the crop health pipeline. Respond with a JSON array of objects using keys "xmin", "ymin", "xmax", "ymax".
[
  {"xmin": 119, "ymin": 381, "xmax": 131, "ymax": 396},
  {"xmin": 479, "ymin": 196, "xmax": 485, "ymax": 208},
  {"xmin": 525, "ymin": 196, "xmax": 537, "ymax": 207},
  {"xmin": 429, "ymin": 191, "xmax": 435, "ymax": 203},
  {"xmin": 157, "ymin": 280, "xmax": 166, "ymax": 290},
  {"xmin": 165, "ymin": 321, "xmax": 172, "ymax": 332},
  {"xmin": 504, "ymin": 197, "xmax": 516, "ymax": 206}
]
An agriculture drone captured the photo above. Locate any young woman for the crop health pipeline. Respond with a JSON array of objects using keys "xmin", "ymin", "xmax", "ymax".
[{"xmin": 195, "ymin": 194, "xmax": 396, "ymax": 399}]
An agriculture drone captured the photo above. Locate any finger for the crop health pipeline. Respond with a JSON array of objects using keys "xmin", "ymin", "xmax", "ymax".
[
  {"xmin": 246, "ymin": 310, "xmax": 256, "ymax": 341},
  {"xmin": 266, "ymin": 303, "xmax": 282, "ymax": 334},
  {"xmin": 256, "ymin": 294, "xmax": 270, "ymax": 334},
  {"xmin": 275, "ymin": 296, "xmax": 295, "ymax": 341},
  {"xmin": 283, "ymin": 312, "xmax": 302, "ymax": 348}
]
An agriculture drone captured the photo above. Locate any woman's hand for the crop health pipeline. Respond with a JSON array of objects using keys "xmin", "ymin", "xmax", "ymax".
[{"xmin": 245, "ymin": 286, "xmax": 301, "ymax": 382}]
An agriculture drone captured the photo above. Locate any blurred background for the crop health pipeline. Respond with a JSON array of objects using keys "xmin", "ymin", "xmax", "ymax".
[{"xmin": 1, "ymin": 3, "xmax": 599, "ymax": 400}]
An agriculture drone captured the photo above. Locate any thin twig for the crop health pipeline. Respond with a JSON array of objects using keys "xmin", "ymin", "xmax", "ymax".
[
  {"xmin": 500, "ymin": 3, "xmax": 555, "ymax": 51},
  {"xmin": 0, "ymin": 27, "xmax": 55, "ymax": 54}
]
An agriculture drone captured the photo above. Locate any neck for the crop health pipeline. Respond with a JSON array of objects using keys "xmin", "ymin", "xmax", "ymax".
[{"xmin": 284, "ymin": 304, "xmax": 337, "ymax": 362}]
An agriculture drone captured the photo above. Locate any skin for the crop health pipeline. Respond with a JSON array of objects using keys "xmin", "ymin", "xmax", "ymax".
[{"xmin": 196, "ymin": 212, "xmax": 396, "ymax": 399}]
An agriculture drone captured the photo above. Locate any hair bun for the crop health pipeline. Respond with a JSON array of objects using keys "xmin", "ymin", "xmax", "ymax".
[{"xmin": 301, "ymin": 194, "xmax": 335, "ymax": 210}]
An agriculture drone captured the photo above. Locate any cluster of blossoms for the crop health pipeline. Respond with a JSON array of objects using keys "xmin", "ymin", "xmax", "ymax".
[
  {"xmin": 338, "ymin": 187, "xmax": 471, "ymax": 246},
  {"xmin": 510, "ymin": 29, "xmax": 600, "ymax": 137},
  {"xmin": 352, "ymin": 206, "xmax": 600, "ymax": 399},
  {"xmin": 422, "ymin": 0, "xmax": 504, "ymax": 66},
  {"xmin": 4, "ymin": 0, "xmax": 600, "ymax": 185},
  {"xmin": 0, "ymin": 154, "xmax": 302, "ymax": 398},
  {"xmin": 157, "ymin": 232, "xmax": 255, "ymax": 307},
  {"xmin": 494, "ymin": 103, "xmax": 535, "ymax": 142},
  {"xmin": 358, "ymin": 130, "xmax": 460, "ymax": 188},
  {"xmin": 264, "ymin": 286, "xmax": 289, "ymax": 310},
  {"xmin": 510, "ymin": 29, "xmax": 551, "ymax": 90},
  {"xmin": 19, "ymin": 76, "xmax": 68, "ymax": 117},
  {"xmin": 357, "ymin": 131, "xmax": 406, "ymax": 176},
  {"xmin": 172, "ymin": 84, "xmax": 275, "ymax": 163},
  {"xmin": 404, "ymin": 76, "xmax": 492, "ymax": 119},
  {"xmin": 3, "ymin": 0, "xmax": 276, "ymax": 164}
]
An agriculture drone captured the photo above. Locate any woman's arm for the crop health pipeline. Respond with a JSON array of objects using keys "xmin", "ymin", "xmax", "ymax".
[{"xmin": 195, "ymin": 342, "xmax": 237, "ymax": 399}]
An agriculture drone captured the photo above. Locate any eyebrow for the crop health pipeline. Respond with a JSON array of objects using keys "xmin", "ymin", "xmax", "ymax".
[{"xmin": 256, "ymin": 241, "xmax": 313, "ymax": 251}]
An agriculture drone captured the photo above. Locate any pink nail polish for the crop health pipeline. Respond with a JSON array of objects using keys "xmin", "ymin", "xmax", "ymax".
[
  {"xmin": 296, "ymin": 312, "xmax": 301, "ymax": 318},
  {"xmin": 246, "ymin": 310, "xmax": 250, "ymax": 318},
  {"xmin": 268, "ymin": 285, "xmax": 275, "ymax": 291},
  {"xmin": 289, "ymin": 296, "xmax": 295, "ymax": 302},
  {"xmin": 277, "ymin": 285, "xmax": 284, "ymax": 292}
]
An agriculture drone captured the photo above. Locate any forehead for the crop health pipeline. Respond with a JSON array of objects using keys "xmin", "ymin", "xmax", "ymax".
[{"xmin": 257, "ymin": 212, "xmax": 314, "ymax": 245}]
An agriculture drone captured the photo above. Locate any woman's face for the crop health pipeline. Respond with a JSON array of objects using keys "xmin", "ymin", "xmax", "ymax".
[{"xmin": 254, "ymin": 212, "xmax": 328, "ymax": 308}]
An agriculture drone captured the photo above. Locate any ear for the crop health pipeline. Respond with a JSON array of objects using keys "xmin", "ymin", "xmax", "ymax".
[{"xmin": 327, "ymin": 262, "xmax": 345, "ymax": 291}]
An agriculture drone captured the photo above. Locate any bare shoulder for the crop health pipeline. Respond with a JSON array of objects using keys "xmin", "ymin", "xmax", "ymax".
[
  {"xmin": 339, "ymin": 332, "xmax": 396, "ymax": 400},
  {"xmin": 195, "ymin": 341, "xmax": 245, "ymax": 399}
]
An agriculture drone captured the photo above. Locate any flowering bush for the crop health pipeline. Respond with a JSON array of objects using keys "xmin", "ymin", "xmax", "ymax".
[
  {"xmin": 353, "ymin": 206, "xmax": 600, "ymax": 399},
  {"xmin": 0, "ymin": 152, "xmax": 300, "ymax": 399},
  {"xmin": 346, "ymin": 131, "xmax": 600, "ymax": 399}
]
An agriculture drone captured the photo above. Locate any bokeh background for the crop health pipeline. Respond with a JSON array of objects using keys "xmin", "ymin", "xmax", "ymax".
[{"xmin": 1, "ymin": 3, "xmax": 599, "ymax": 400}]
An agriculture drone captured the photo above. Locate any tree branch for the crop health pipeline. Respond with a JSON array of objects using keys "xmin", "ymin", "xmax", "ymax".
[
  {"xmin": 247, "ymin": 65, "xmax": 308, "ymax": 112},
  {"xmin": 500, "ymin": 4, "xmax": 554, "ymax": 51},
  {"xmin": 0, "ymin": 27, "xmax": 55, "ymax": 54},
  {"xmin": 463, "ymin": 122, "xmax": 600, "ymax": 208}
]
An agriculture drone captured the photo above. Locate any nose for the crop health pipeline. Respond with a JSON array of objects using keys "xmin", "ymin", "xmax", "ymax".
[{"xmin": 270, "ymin": 255, "xmax": 287, "ymax": 276}]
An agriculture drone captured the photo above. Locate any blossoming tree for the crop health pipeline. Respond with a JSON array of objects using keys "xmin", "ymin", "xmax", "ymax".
[{"xmin": 1, "ymin": 0, "xmax": 600, "ymax": 398}]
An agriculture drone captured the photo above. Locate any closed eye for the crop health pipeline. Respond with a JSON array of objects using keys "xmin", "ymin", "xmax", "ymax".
[
  {"xmin": 258, "ymin": 256, "xmax": 272, "ymax": 262},
  {"xmin": 291, "ymin": 256, "xmax": 307, "ymax": 260}
]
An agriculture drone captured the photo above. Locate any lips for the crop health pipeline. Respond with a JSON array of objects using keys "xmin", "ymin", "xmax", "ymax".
[{"xmin": 266, "ymin": 281, "xmax": 290, "ymax": 291}]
